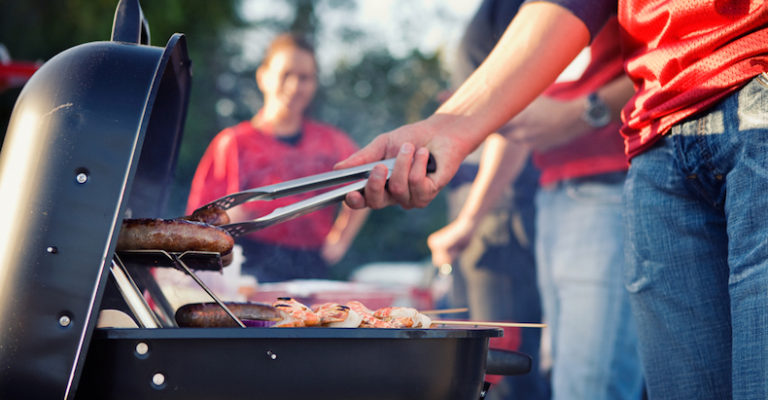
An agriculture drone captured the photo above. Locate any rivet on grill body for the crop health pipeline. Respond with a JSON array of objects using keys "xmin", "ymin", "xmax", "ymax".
[
  {"xmin": 58, "ymin": 315, "xmax": 71, "ymax": 327},
  {"xmin": 135, "ymin": 342, "xmax": 149, "ymax": 356},
  {"xmin": 75, "ymin": 172, "xmax": 88, "ymax": 184},
  {"xmin": 267, "ymin": 350, "xmax": 277, "ymax": 360},
  {"xmin": 46, "ymin": 246, "xmax": 58, "ymax": 254},
  {"xmin": 151, "ymin": 372, "xmax": 166, "ymax": 388}
]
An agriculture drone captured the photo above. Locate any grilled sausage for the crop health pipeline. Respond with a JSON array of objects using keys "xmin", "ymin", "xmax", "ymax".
[
  {"xmin": 183, "ymin": 206, "xmax": 230, "ymax": 226},
  {"xmin": 175, "ymin": 302, "xmax": 282, "ymax": 327},
  {"xmin": 116, "ymin": 218, "xmax": 234, "ymax": 254}
]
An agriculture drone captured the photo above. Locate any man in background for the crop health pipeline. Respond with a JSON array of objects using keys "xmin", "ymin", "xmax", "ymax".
[{"xmin": 187, "ymin": 33, "xmax": 369, "ymax": 283}]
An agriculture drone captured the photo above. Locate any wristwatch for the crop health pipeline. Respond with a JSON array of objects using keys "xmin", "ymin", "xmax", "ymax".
[{"xmin": 582, "ymin": 92, "xmax": 611, "ymax": 128}]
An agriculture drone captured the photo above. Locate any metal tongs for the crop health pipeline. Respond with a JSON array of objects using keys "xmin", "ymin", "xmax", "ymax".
[{"xmin": 194, "ymin": 156, "xmax": 436, "ymax": 238}]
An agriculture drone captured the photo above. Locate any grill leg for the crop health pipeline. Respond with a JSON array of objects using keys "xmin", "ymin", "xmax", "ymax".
[{"xmin": 109, "ymin": 259, "xmax": 160, "ymax": 328}]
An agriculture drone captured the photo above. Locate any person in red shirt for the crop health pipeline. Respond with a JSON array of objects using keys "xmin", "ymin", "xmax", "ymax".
[
  {"xmin": 338, "ymin": 1, "xmax": 768, "ymax": 399},
  {"xmin": 188, "ymin": 33, "xmax": 369, "ymax": 283}
]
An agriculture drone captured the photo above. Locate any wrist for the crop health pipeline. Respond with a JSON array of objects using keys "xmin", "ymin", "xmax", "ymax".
[
  {"xmin": 581, "ymin": 92, "xmax": 610, "ymax": 128},
  {"xmin": 426, "ymin": 113, "xmax": 489, "ymax": 158}
]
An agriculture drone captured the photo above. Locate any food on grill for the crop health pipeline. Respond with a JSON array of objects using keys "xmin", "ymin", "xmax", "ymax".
[
  {"xmin": 374, "ymin": 306, "xmax": 416, "ymax": 327},
  {"xmin": 174, "ymin": 298, "xmax": 434, "ymax": 328},
  {"xmin": 374, "ymin": 306, "xmax": 432, "ymax": 328},
  {"xmin": 116, "ymin": 218, "xmax": 234, "ymax": 254},
  {"xmin": 412, "ymin": 313, "xmax": 432, "ymax": 328},
  {"xmin": 311, "ymin": 302, "xmax": 349, "ymax": 324},
  {"xmin": 311, "ymin": 302, "xmax": 363, "ymax": 328},
  {"xmin": 184, "ymin": 206, "xmax": 230, "ymax": 226},
  {"xmin": 346, "ymin": 300, "xmax": 397, "ymax": 328},
  {"xmin": 272, "ymin": 297, "xmax": 321, "ymax": 327},
  {"xmin": 270, "ymin": 299, "xmax": 432, "ymax": 328},
  {"xmin": 175, "ymin": 302, "xmax": 282, "ymax": 327}
]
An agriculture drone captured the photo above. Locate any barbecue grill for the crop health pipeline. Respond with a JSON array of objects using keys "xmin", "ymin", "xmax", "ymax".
[{"xmin": 0, "ymin": 1, "xmax": 532, "ymax": 399}]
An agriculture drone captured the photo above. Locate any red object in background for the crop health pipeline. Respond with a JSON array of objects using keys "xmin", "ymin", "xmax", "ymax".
[
  {"xmin": 247, "ymin": 280, "xmax": 434, "ymax": 312},
  {"xmin": 486, "ymin": 326, "xmax": 522, "ymax": 385},
  {"xmin": 0, "ymin": 61, "xmax": 40, "ymax": 93}
]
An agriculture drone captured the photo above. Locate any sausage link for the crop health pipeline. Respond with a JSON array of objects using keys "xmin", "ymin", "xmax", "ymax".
[
  {"xmin": 175, "ymin": 302, "xmax": 282, "ymax": 327},
  {"xmin": 183, "ymin": 206, "xmax": 230, "ymax": 226},
  {"xmin": 116, "ymin": 218, "xmax": 234, "ymax": 254}
]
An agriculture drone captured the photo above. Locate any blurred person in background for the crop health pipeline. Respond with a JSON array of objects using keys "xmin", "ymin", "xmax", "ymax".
[
  {"xmin": 431, "ymin": 7, "xmax": 642, "ymax": 399},
  {"xmin": 426, "ymin": 1, "xmax": 546, "ymax": 399},
  {"xmin": 187, "ymin": 33, "xmax": 369, "ymax": 283},
  {"xmin": 339, "ymin": 1, "xmax": 768, "ymax": 399}
]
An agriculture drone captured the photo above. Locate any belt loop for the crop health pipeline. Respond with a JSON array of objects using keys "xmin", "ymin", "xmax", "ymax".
[{"xmin": 757, "ymin": 72, "xmax": 768, "ymax": 88}]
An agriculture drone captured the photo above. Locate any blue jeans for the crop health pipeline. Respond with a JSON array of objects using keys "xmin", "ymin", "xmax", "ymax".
[
  {"xmin": 624, "ymin": 74, "xmax": 768, "ymax": 399},
  {"xmin": 536, "ymin": 173, "xmax": 644, "ymax": 400}
]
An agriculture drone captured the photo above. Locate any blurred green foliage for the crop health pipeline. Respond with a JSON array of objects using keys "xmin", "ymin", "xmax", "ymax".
[{"xmin": 0, "ymin": 0, "xmax": 451, "ymax": 279}]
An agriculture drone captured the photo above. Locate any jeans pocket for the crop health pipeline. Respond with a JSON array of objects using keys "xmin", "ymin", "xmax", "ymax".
[{"xmin": 738, "ymin": 74, "xmax": 768, "ymax": 131}]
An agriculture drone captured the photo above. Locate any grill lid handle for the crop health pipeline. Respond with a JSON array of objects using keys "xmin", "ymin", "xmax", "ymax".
[
  {"xmin": 485, "ymin": 349, "xmax": 532, "ymax": 376},
  {"xmin": 111, "ymin": 0, "xmax": 150, "ymax": 45}
]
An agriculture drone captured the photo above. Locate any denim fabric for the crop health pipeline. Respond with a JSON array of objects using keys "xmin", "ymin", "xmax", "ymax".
[
  {"xmin": 624, "ymin": 74, "xmax": 768, "ymax": 399},
  {"xmin": 536, "ymin": 174, "xmax": 644, "ymax": 400}
]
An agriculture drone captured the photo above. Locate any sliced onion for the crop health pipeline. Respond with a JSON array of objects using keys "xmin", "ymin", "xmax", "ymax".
[{"xmin": 242, "ymin": 319, "xmax": 276, "ymax": 328}]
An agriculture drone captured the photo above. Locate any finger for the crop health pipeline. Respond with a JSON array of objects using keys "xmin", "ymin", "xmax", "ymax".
[
  {"xmin": 409, "ymin": 147, "xmax": 438, "ymax": 208},
  {"xmin": 387, "ymin": 143, "xmax": 416, "ymax": 208},
  {"xmin": 431, "ymin": 251, "xmax": 450, "ymax": 268},
  {"xmin": 362, "ymin": 163, "xmax": 392, "ymax": 209},
  {"xmin": 344, "ymin": 191, "xmax": 367, "ymax": 209},
  {"xmin": 427, "ymin": 236, "xmax": 450, "ymax": 266},
  {"xmin": 335, "ymin": 134, "xmax": 389, "ymax": 170},
  {"xmin": 427, "ymin": 235, "xmax": 443, "ymax": 255}
]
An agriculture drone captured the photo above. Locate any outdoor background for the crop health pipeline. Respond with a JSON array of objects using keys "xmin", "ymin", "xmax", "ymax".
[{"xmin": 0, "ymin": 0, "xmax": 480, "ymax": 279}]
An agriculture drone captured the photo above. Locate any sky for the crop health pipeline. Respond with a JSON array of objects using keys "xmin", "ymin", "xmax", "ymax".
[{"xmin": 239, "ymin": 0, "xmax": 482, "ymax": 74}]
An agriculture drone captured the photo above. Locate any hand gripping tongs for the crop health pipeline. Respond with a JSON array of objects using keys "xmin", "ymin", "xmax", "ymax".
[{"xmin": 194, "ymin": 156, "xmax": 436, "ymax": 238}]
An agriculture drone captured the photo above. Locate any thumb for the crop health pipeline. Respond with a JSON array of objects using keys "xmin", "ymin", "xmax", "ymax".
[{"xmin": 335, "ymin": 135, "xmax": 390, "ymax": 170}]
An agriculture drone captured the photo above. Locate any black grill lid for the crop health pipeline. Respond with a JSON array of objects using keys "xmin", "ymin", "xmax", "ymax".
[{"xmin": 0, "ymin": 0, "xmax": 190, "ymax": 398}]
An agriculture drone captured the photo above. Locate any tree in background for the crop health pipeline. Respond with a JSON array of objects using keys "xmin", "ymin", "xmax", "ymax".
[
  {"xmin": 0, "ymin": 0, "xmax": 241, "ymax": 158},
  {"xmin": 0, "ymin": 0, "xmax": 453, "ymax": 279}
]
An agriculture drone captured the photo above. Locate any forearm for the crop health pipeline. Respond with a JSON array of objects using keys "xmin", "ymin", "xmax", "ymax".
[
  {"xmin": 455, "ymin": 134, "xmax": 530, "ymax": 225},
  {"xmin": 325, "ymin": 205, "xmax": 369, "ymax": 249},
  {"xmin": 502, "ymin": 74, "xmax": 635, "ymax": 150},
  {"xmin": 553, "ymin": 74, "xmax": 636, "ymax": 145},
  {"xmin": 560, "ymin": 74, "xmax": 635, "ymax": 143},
  {"xmin": 598, "ymin": 74, "xmax": 635, "ymax": 123},
  {"xmin": 337, "ymin": 2, "xmax": 589, "ymax": 211},
  {"xmin": 429, "ymin": 2, "xmax": 590, "ymax": 157},
  {"xmin": 426, "ymin": 134, "xmax": 530, "ymax": 267}
]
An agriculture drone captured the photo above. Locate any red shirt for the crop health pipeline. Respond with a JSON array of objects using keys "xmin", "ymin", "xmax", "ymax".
[
  {"xmin": 534, "ymin": 17, "xmax": 627, "ymax": 185},
  {"xmin": 620, "ymin": 0, "xmax": 768, "ymax": 159},
  {"xmin": 186, "ymin": 118, "xmax": 359, "ymax": 249}
]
